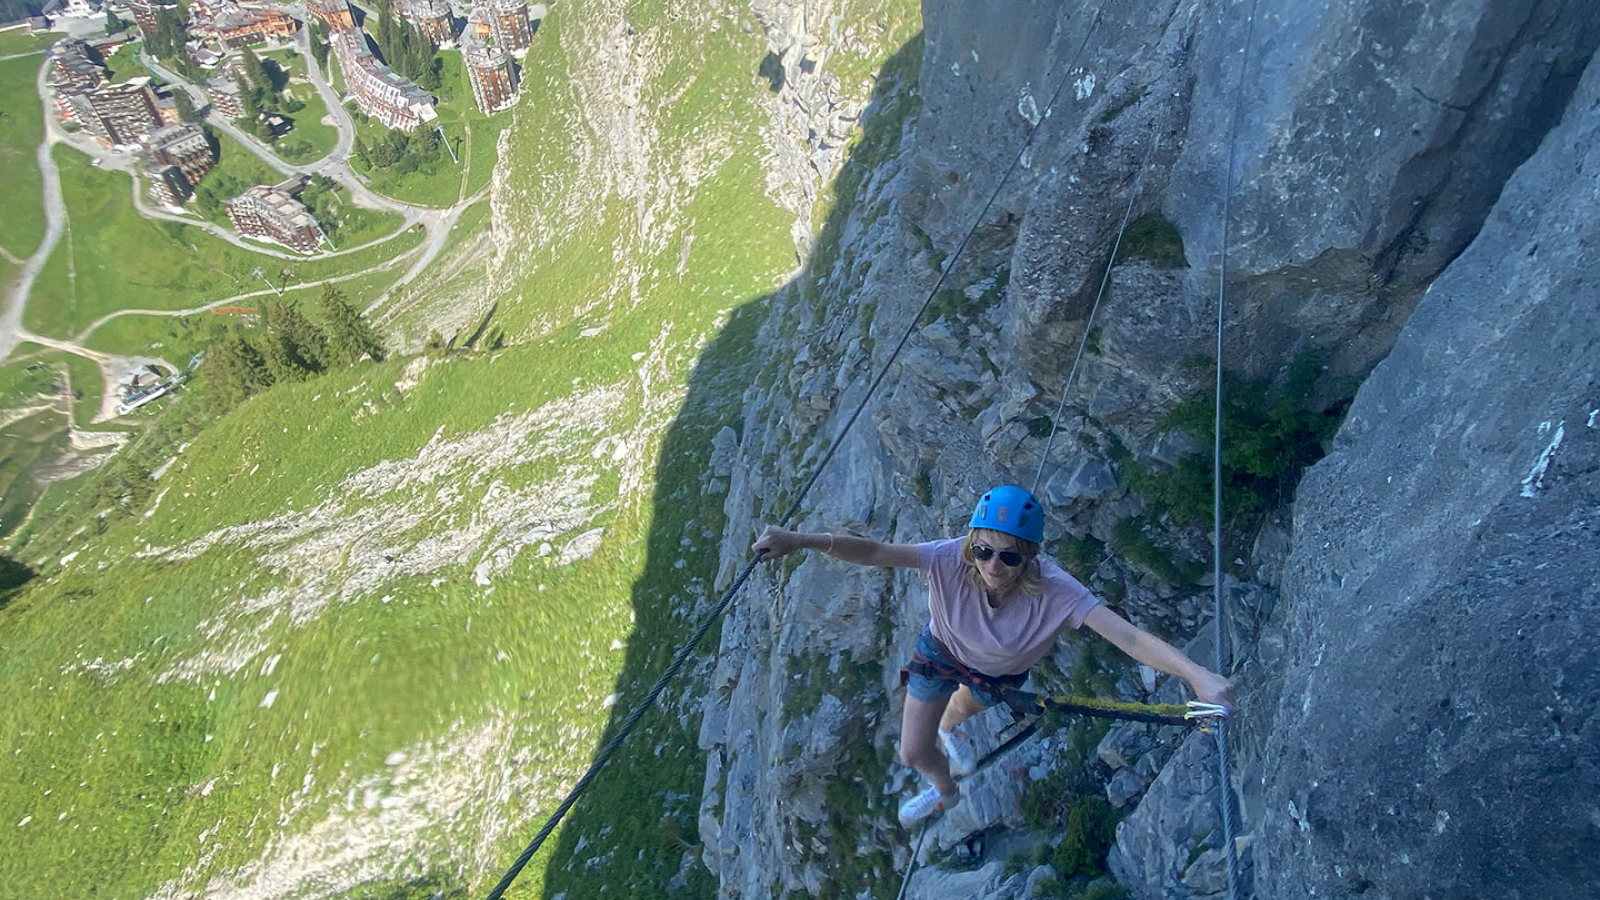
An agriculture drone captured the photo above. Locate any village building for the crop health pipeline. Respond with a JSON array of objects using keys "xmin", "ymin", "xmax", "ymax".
[
  {"xmin": 53, "ymin": 0, "xmax": 101, "ymax": 18},
  {"xmin": 154, "ymin": 92, "xmax": 183, "ymax": 124},
  {"xmin": 60, "ymin": 79, "xmax": 162, "ymax": 147},
  {"xmin": 225, "ymin": 177, "xmax": 325, "ymax": 253},
  {"xmin": 404, "ymin": 0, "xmax": 455, "ymax": 47},
  {"xmin": 330, "ymin": 29, "xmax": 437, "ymax": 130},
  {"xmin": 205, "ymin": 72, "xmax": 245, "ymax": 118},
  {"xmin": 83, "ymin": 30, "xmax": 136, "ymax": 55},
  {"xmin": 124, "ymin": 0, "xmax": 177, "ymax": 35},
  {"xmin": 207, "ymin": 2, "xmax": 296, "ymax": 49},
  {"xmin": 305, "ymin": 0, "xmax": 354, "ymax": 31},
  {"xmin": 189, "ymin": 44, "xmax": 226, "ymax": 68},
  {"xmin": 483, "ymin": 0, "xmax": 531, "ymax": 52},
  {"xmin": 465, "ymin": 5, "xmax": 491, "ymax": 40},
  {"xmin": 47, "ymin": 40, "xmax": 108, "ymax": 92},
  {"xmin": 463, "ymin": 37, "xmax": 516, "ymax": 114}
]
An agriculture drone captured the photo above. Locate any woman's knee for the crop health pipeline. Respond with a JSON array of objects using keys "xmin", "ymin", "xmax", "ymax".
[{"xmin": 898, "ymin": 734, "xmax": 938, "ymax": 770}]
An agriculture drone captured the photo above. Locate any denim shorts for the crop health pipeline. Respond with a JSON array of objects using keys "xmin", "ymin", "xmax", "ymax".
[{"xmin": 905, "ymin": 624, "xmax": 1027, "ymax": 709}]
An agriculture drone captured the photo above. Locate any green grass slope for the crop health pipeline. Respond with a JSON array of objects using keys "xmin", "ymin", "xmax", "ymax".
[
  {"xmin": 0, "ymin": 53, "xmax": 48, "ymax": 260},
  {"xmin": 0, "ymin": 3, "xmax": 922, "ymax": 900},
  {"xmin": 23, "ymin": 147, "xmax": 424, "ymax": 341}
]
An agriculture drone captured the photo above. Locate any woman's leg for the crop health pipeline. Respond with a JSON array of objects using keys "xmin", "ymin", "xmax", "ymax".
[
  {"xmin": 939, "ymin": 685, "xmax": 988, "ymax": 733},
  {"xmin": 900, "ymin": 693, "xmax": 957, "ymax": 795}
]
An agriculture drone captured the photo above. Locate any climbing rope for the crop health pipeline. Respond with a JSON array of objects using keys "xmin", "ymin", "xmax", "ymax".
[
  {"xmin": 1030, "ymin": 133, "xmax": 1159, "ymax": 496},
  {"xmin": 895, "ymin": 822, "xmax": 931, "ymax": 900},
  {"xmin": 1210, "ymin": 0, "xmax": 1264, "ymax": 898},
  {"xmin": 774, "ymin": 6, "xmax": 1106, "ymax": 532},
  {"xmin": 481, "ymin": 553, "xmax": 767, "ymax": 900}
]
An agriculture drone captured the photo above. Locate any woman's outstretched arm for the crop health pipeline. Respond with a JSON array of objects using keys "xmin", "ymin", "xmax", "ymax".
[
  {"xmin": 1082, "ymin": 605, "xmax": 1236, "ymax": 708},
  {"xmin": 752, "ymin": 525, "xmax": 923, "ymax": 568}
]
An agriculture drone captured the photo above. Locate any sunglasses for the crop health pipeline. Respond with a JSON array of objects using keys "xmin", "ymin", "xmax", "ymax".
[{"xmin": 972, "ymin": 544, "xmax": 1025, "ymax": 567}]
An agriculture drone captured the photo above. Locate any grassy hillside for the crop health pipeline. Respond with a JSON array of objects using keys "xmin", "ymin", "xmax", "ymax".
[
  {"xmin": 347, "ymin": 48, "xmax": 507, "ymax": 209},
  {"xmin": 260, "ymin": 48, "xmax": 340, "ymax": 165},
  {"xmin": 0, "ymin": 53, "xmax": 47, "ymax": 260},
  {"xmin": 0, "ymin": 2, "xmax": 922, "ymax": 899},
  {"xmin": 23, "ymin": 148, "xmax": 424, "ymax": 341}
]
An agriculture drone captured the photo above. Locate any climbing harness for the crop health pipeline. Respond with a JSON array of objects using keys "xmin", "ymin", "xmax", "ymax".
[{"xmin": 899, "ymin": 632, "xmax": 1032, "ymax": 706}]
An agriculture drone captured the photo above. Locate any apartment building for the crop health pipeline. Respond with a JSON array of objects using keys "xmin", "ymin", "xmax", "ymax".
[
  {"xmin": 124, "ymin": 0, "xmax": 178, "ymax": 35},
  {"xmin": 404, "ymin": 0, "xmax": 455, "ymax": 47},
  {"xmin": 60, "ymin": 79, "xmax": 161, "ymax": 147},
  {"xmin": 330, "ymin": 29, "xmax": 437, "ymax": 130},
  {"xmin": 484, "ymin": 0, "xmax": 531, "ymax": 52},
  {"xmin": 305, "ymin": 0, "xmax": 354, "ymax": 31},
  {"xmin": 205, "ymin": 72, "xmax": 245, "ymax": 118},
  {"xmin": 48, "ymin": 40, "xmax": 108, "ymax": 92},
  {"xmin": 208, "ymin": 3, "xmax": 297, "ymax": 49},
  {"xmin": 142, "ymin": 123, "xmax": 215, "ymax": 207},
  {"xmin": 226, "ymin": 178, "xmax": 325, "ymax": 253},
  {"xmin": 463, "ymin": 37, "xmax": 516, "ymax": 114}
]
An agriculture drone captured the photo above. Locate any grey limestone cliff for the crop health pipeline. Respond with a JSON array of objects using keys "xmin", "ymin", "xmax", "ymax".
[
  {"xmin": 1250, "ymin": 46, "xmax": 1600, "ymax": 900},
  {"xmin": 697, "ymin": 0, "xmax": 1600, "ymax": 897}
]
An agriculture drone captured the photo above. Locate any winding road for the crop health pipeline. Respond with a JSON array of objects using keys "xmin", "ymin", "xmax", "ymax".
[{"xmin": 0, "ymin": 20, "xmax": 494, "ymax": 421}]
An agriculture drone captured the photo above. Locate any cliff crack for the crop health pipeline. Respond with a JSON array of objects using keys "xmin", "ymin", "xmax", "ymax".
[{"xmin": 1409, "ymin": 85, "xmax": 1470, "ymax": 113}]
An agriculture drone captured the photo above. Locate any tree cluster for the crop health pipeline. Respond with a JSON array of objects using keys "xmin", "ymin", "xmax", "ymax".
[
  {"xmin": 237, "ymin": 47, "xmax": 303, "ymax": 142},
  {"xmin": 373, "ymin": 0, "xmax": 442, "ymax": 91},
  {"xmin": 143, "ymin": 7, "xmax": 202, "ymax": 81},
  {"xmin": 0, "ymin": 0, "xmax": 43, "ymax": 21},
  {"xmin": 1120, "ymin": 351, "xmax": 1347, "ymax": 528},
  {"xmin": 0, "ymin": 554, "xmax": 35, "ymax": 606},
  {"xmin": 170, "ymin": 88, "xmax": 199, "ymax": 123},
  {"xmin": 308, "ymin": 20, "xmax": 331, "ymax": 70},
  {"xmin": 200, "ymin": 286, "xmax": 385, "ymax": 413},
  {"xmin": 297, "ymin": 175, "xmax": 346, "ymax": 240},
  {"xmin": 352, "ymin": 124, "xmax": 444, "ymax": 175},
  {"xmin": 186, "ymin": 133, "xmax": 244, "ymax": 214}
]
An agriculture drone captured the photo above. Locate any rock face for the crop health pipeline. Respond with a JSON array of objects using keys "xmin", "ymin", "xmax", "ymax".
[
  {"xmin": 1250, "ymin": 49, "xmax": 1600, "ymax": 900},
  {"xmin": 698, "ymin": 0, "xmax": 1600, "ymax": 897}
]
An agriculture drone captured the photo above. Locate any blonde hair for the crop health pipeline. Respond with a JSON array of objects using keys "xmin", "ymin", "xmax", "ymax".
[{"xmin": 960, "ymin": 528, "xmax": 1044, "ymax": 597}]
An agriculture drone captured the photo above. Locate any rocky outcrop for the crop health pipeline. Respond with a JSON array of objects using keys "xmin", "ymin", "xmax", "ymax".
[
  {"xmin": 699, "ymin": 0, "xmax": 1600, "ymax": 897},
  {"xmin": 1249, "ymin": 46, "xmax": 1600, "ymax": 900}
]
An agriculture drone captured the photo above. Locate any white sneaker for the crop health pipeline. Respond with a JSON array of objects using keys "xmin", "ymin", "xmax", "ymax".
[
  {"xmin": 939, "ymin": 728, "xmax": 977, "ymax": 777},
  {"xmin": 898, "ymin": 784, "xmax": 959, "ymax": 828}
]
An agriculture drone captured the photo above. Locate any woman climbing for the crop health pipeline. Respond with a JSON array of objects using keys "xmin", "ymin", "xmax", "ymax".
[{"xmin": 752, "ymin": 484, "xmax": 1235, "ymax": 827}]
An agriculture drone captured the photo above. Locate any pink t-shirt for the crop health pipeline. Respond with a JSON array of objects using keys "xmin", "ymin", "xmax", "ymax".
[{"xmin": 919, "ymin": 537, "xmax": 1100, "ymax": 676}]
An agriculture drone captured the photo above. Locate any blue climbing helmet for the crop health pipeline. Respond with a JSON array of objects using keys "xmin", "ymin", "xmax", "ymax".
[{"xmin": 969, "ymin": 485, "xmax": 1044, "ymax": 543}]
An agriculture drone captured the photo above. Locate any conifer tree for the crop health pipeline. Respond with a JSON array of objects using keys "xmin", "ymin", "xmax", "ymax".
[
  {"xmin": 240, "ymin": 45, "xmax": 268, "ymax": 91},
  {"xmin": 263, "ymin": 299, "xmax": 328, "ymax": 376},
  {"xmin": 259, "ymin": 328, "xmax": 302, "ymax": 385},
  {"xmin": 309, "ymin": 21, "xmax": 330, "ymax": 69},
  {"xmin": 0, "ymin": 554, "xmax": 34, "ymax": 600},
  {"xmin": 201, "ymin": 330, "xmax": 272, "ymax": 411},
  {"xmin": 260, "ymin": 302, "xmax": 308, "ymax": 384},
  {"xmin": 319, "ymin": 284, "xmax": 385, "ymax": 366}
]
